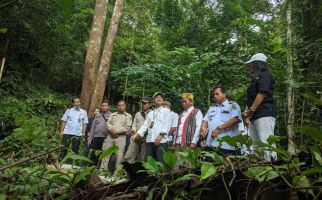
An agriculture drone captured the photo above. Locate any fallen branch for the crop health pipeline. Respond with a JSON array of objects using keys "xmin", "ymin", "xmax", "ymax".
[{"xmin": 0, "ymin": 146, "xmax": 62, "ymax": 172}]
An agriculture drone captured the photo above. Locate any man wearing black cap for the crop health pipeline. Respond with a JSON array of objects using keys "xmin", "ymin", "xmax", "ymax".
[
  {"xmin": 123, "ymin": 96, "xmax": 152, "ymax": 163},
  {"xmin": 132, "ymin": 92, "xmax": 172, "ymax": 164}
]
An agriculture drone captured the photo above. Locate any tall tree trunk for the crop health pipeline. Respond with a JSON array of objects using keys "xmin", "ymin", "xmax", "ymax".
[
  {"xmin": 80, "ymin": 0, "xmax": 109, "ymax": 112},
  {"xmin": 88, "ymin": 0, "xmax": 124, "ymax": 112},
  {"xmin": 286, "ymin": 1, "xmax": 296, "ymax": 155}
]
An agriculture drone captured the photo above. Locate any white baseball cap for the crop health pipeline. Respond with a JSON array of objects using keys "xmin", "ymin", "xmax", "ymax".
[{"xmin": 245, "ymin": 53, "xmax": 267, "ymax": 64}]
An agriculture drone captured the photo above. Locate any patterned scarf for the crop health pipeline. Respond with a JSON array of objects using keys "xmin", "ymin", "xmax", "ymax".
[{"xmin": 175, "ymin": 108, "xmax": 199, "ymax": 147}]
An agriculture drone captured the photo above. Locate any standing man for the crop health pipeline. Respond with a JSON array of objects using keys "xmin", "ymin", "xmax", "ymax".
[
  {"xmin": 123, "ymin": 96, "xmax": 152, "ymax": 163},
  {"xmin": 200, "ymin": 85, "xmax": 241, "ymax": 155},
  {"xmin": 88, "ymin": 102, "xmax": 111, "ymax": 166},
  {"xmin": 174, "ymin": 93, "xmax": 203, "ymax": 148},
  {"xmin": 163, "ymin": 101, "xmax": 179, "ymax": 145},
  {"xmin": 60, "ymin": 98, "xmax": 88, "ymax": 160},
  {"xmin": 101, "ymin": 100, "xmax": 132, "ymax": 172},
  {"xmin": 132, "ymin": 92, "xmax": 172, "ymax": 164}
]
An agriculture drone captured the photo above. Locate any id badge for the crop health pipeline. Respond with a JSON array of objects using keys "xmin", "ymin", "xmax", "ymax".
[{"xmin": 149, "ymin": 121, "xmax": 154, "ymax": 128}]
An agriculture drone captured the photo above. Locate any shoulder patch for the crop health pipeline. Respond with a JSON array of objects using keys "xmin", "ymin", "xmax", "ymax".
[{"xmin": 229, "ymin": 101, "xmax": 237, "ymax": 110}]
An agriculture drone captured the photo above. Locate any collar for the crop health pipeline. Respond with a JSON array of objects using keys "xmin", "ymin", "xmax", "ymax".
[
  {"xmin": 73, "ymin": 107, "xmax": 81, "ymax": 111},
  {"xmin": 185, "ymin": 106, "xmax": 194, "ymax": 113},
  {"xmin": 215, "ymin": 99, "xmax": 229, "ymax": 107},
  {"xmin": 143, "ymin": 109, "xmax": 151, "ymax": 114},
  {"xmin": 117, "ymin": 111, "xmax": 126, "ymax": 114}
]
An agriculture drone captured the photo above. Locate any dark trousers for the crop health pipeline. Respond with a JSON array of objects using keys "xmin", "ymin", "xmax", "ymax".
[
  {"xmin": 84, "ymin": 133, "xmax": 90, "ymax": 157},
  {"xmin": 146, "ymin": 142, "xmax": 168, "ymax": 164},
  {"xmin": 59, "ymin": 134, "xmax": 81, "ymax": 161},
  {"xmin": 90, "ymin": 137, "xmax": 105, "ymax": 166}
]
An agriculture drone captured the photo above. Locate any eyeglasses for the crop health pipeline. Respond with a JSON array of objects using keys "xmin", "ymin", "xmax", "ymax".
[{"xmin": 182, "ymin": 100, "xmax": 189, "ymax": 103}]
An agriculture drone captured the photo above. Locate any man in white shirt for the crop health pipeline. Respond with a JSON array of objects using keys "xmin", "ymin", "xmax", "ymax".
[
  {"xmin": 174, "ymin": 93, "xmax": 203, "ymax": 148},
  {"xmin": 60, "ymin": 98, "xmax": 88, "ymax": 160},
  {"xmin": 131, "ymin": 92, "xmax": 172, "ymax": 164},
  {"xmin": 163, "ymin": 101, "xmax": 179, "ymax": 144}
]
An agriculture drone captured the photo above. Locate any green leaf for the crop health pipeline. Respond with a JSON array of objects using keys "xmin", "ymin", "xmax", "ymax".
[
  {"xmin": 298, "ymin": 126, "xmax": 322, "ymax": 142},
  {"xmin": 49, "ymin": 172, "xmax": 71, "ymax": 184},
  {"xmin": 200, "ymin": 163, "xmax": 216, "ymax": 180},
  {"xmin": 313, "ymin": 151, "xmax": 322, "ymax": 166},
  {"xmin": 0, "ymin": 194, "xmax": 6, "ymax": 200},
  {"xmin": 172, "ymin": 174, "xmax": 195, "ymax": 185},
  {"xmin": 301, "ymin": 167, "xmax": 322, "ymax": 176},
  {"xmin": 302, "ymin": 94, "xmax": 322, "ymax": 106},
  {"xmin": 99, "ymin": 146, "xmax": 119, "ymax": 160},
  {"xmin": 61, "ymin": 153, "xmax": 93, "ymax": 164},
  {"xmin": 142, "ymin": 156, "xmax": 164, "ymax": 174},
  {"xmin": 244, "ymin": 166, "xmax": 277, "ymax": 182},
  {"xmin": 0, "ymin": 28, "xmax": 8, "ymax": 34},
  {"xmin": 163, "ymin": 152, "xmax": 177, "ymax": 170},
  {"xmin": 56, "ymin": 0, "xmax": 72, "ymax": 16},
  {"xmin": 265, "ymin": 170, "xmax": 279, "ymax": 181}
]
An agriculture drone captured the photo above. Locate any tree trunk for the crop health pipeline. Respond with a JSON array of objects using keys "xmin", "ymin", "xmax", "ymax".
[
  {"xmin": 80, "ymin": 0, "xmax": 109, "ymax": 112},
  {"xmin": 88, "ymin": 0, "xmax": 124, "ymax": 112},
  {"xmin": 286, "ymin": 1, "xmax": 296, "ymax": 155}
]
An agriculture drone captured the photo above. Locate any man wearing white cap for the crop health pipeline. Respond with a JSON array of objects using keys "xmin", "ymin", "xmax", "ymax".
[{"xmin": 243, "ymin": 53, "xmax": 277, "ymax": 161}]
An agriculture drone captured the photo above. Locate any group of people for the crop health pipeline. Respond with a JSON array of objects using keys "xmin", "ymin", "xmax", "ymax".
[{"xmin": 59, "ymin": 53, "xmax": 277, "ymax": 172}]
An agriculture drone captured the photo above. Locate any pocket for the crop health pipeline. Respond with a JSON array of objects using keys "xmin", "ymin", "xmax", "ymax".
[{"xmin": 221, "ymin": 113, "xmax": 230, "ymax": 122}]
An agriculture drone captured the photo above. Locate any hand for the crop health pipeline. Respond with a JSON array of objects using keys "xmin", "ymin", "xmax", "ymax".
[
  {"xmin": 211, "ymin": 128, "xmax": 221, "ymax": 139},
  {"xmin": 131, "ymin": 133, "xmax": 140, "ymax": 141},
  {"xmin": 131, "ymin": 131, "xmax": 136, "ymax": 136},
  {"xmin": 154, "ymin": 135, "xmax": 163, "ymax": 146},
  {"xmin": 87, "ymin": 138, "xmax": 92, "ymax": 145},
  {"xmin": 242, "ymin": 108, "xmax": 255, "ymax": 119},
  {"xmin": 244, "ymin": 117, "xmax": 250, "ymax": 128},
  {"xmin": 200, "ymin": 127, "xmax": 208, "ymax": 138},
  {"xmin": 60, "ymin": 132, "xmax": 64, "ymax": 138},
  {"xmin": 190, "ymin": 143, "xmax": 197, "ymax": 149}
]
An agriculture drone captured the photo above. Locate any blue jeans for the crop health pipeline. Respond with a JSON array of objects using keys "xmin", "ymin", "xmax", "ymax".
[{"xmin": 146, "ymin": 142, "xmax": 168, "ymax": 164}]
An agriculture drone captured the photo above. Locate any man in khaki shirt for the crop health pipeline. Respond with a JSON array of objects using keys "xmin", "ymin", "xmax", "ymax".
[
  {"xmin": 100, "ymin": 100, "xmax": 132, "ymax": 172},
  {"xmin": 123, "ymin": 96, "xmax": 152, "ymax": 163}
]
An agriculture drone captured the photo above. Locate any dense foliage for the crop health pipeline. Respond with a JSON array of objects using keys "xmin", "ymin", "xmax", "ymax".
[{"xmin": 0, "ymin": 0, "xmax": 321, "ymax": 199}]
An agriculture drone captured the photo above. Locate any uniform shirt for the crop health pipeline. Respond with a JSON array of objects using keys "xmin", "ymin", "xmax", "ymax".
[
  {"xmin": 106, "ymin": 111, "xmax": 132, "ymax": 133},
  {"xmin": 203, "ymin": 100, "xmax": 241, "ymax": 150},
  {"xmin": 88, "ymin": 111, "xmax": 111, "ymax": 140},
  {"xmin": 176, "ymin": 106, "xmax": 203, "ymax": 145},
  {"xmin": 132, "ymin": 110, "xmax": 151, "ymax": 132},
  {"xmin": 61, "ymin": 107, "xmax": 88, "ymax": 136},
  {"xmin": 137, "ymin": 107, "xmax": 172, "ymax": 143},
  {"xmin": 247, "ymin": 70, "xmax": 276, "ymax": 120}
]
